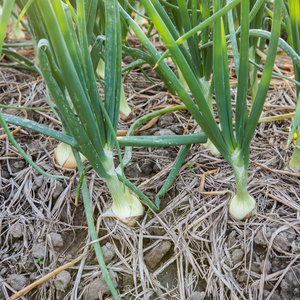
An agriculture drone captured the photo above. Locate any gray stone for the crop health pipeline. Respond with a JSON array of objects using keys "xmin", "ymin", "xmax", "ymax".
[
  {"xmin": 27, "ymin": 141, "xmax": 41, "ymax": 154},
  {"xmin": 84, "ymin": 271, "xmax": 117, "ymax": 299},
  {"xmin": 144, "ymin": 241, "xmax": 172, "ymax": 269},
  {"xmin": 158, "ymin": 114, "xmax": 174, "ymax": 126},
  {"xmin": 122, "ymin": 273, "xmax": 134, "ymax": 287},
  {"xmin": 11, "ymin": 160, "xmax": 26, "ymax": 173},
  {"xmin": 140, "ymin": 159, "xmax": 153, "ymax": 175},
  {"xmin": 10, "ymin": 223, "xmax": 23, "ymax": 238},
  {"xmin": 227, "ymin": 231, "xmax": 237, "ymax": 248},
  {"xmin": 280, "ymin": 266, "xmax": 300, "ymax": 297},
  {"xmin": 153, "ymin": 128, "xmax": 176, "ymax": 136},
  {"xmin": 255, "ymin": 226, "xmax": 296, "ymax": 251},
  {"xmin": 231, "ymin": 249, "xmax": 244, "ymax": 265},
  {"xmin": 48, "ymin": 233, "xmax": 64, "ymax": 248},
  {"xmin": 260, "ymin": 259, "xmax": 272, "ymax": 274},
  {"xmin": 54, "ymin": 271, "xmax": 71, "ymax": 292},
  {"xmin": 170, "ymin": 124, "xmax": 184, "ymax": 135},
  {"xmin": 34, "ymin": 175, "xmax": 44, "ymax": 188},
  {"xmin": 32, "ymin": 242, "xmax": 46, "ymax": 259},
  {"xmin": 8, "ymin": 274, "xmax": 29, "ymax": 291},
  {"xmin": 190, "ymin": 291, "xmax": 206, "ymax": 300},
  {"xmin": 52, "ymin": 182, "xmax": 64, "ymax": 199},
  {"xmin": 102, "ymin": 242, "xmax": 115, "ymax": 264}
]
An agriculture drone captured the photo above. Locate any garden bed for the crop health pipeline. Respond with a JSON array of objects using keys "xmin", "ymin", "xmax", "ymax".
[{"xmin": 1, "ymin": 48, "xmax": 300, "ymax": 300}]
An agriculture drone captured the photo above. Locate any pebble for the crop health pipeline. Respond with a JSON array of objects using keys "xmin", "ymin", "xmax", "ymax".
[
  {"xmin": 231, "ymin": 249, "xmax": 244, "ymax": 265},
  {"xmin": 144, "ymin": 241, "xmax": 172, "ymax": 269},
  {"xmin": 255, "ymin": 225, "xmax": 296, "ymax": 251},
  {"xmin": 153, "ymin": 128, "xmax": 176, "ymax": 136},
  {"xmin": 102, "ymin": 242, "xmax": 115, "ymax": 264},
  {"xmin": 140, "ymin": 159, "xmax": 153, "ymax": 175},
  {"xmin": 260, "ymin": 259, "xmax": 272, "ymax": 274},
  {"xmin": 27, "ymin": 140, "xmax": 41, "ymax": 154},
  {"xmin": 122, "ymin": 273, "xmax": 134, "ymax": 287},
  {"xmin": 34, "ymin": 175, "xmax": 44, "ymax": 189},
  {"xmin": 84, "ymin": 271, "xmax": 117, "ymax": 299},
  {"xmin": 9, "ymin": 223, "xmax": 23, "ymax": 238},
  {"xmin": 227, "ymin": 231, "xmax": 237, "ymax": 248},
  {"xmin": 54, "ymin": 271, "xmax": 71, "ymax": 292},
  {"xmin": 32, "ymin": 242, "xmax": 46, "ymax": 259},
  {"xmin": 158, "ymin": 114, "xmax": 174, "ymax": 126},
  {"xmin": 2, "ymin": 169, "xmax": 10, "ymax": 179},
  {"xmin": 11, "ymin": 160, "xmax": 26, "ymax": 173},
  {"xmin": 170, "ymin": 124, "xmax": 184, "ymax": 134},
  {"xmin": 29, "ymin": 272, "xmax": 38, "ymax": 281},
  {"xmin": 48, "ymin": 233, "xmax": 64, "ymax": 248},
  {"xmin": 52, "ymin": 182, "xmax": 64, "ymax": 199},
  {"xmin": 190, "ymin": 291, "xmax": 206, "ymax": 300},
  {"xmin": 8, "ymin": 274, "xmax": 29, "ymax": 291},
  {"xmin": 280, "ymin": 266, "xmax": 300, "ymax": 297}
]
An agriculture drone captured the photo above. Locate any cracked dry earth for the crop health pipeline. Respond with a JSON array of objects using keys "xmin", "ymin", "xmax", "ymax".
[{"xmin": 1, "ymin": 53, "xmax": 300, "ymax": 300}]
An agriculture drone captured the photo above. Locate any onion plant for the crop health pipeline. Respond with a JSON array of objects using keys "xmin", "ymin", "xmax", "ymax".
[
  {"xmin": 121, "ymin": 0, "xmax": 282, "ymax": 220},
  {"xmin": 282, "ymin": 0, "xmax": 300, "ymax": 170},
  {"xmin": 0, "ymin": 0, "xmax": 137, "ymax": 297}
]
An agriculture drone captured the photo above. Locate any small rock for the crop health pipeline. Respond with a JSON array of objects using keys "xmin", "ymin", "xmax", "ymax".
[
  {"xmin": 291, "ymin": 240, "xmax": 300, "ymax": 254},
  {"xmin": 154, "ymin": 128, "xmax": 176, "ymax": 136},
  {"xmin": 22, "ymin": 261, "xmax": 35, "ymax": 272},
  {"xmin": 190, "ymin": 291, "xmax": 206, "ymax": 300},
  {"xmin": 54, "ymin": 271, "xmax": 71, "ymax": 292},
  {"xmin": 34, "ymin": 175, "xmax": 44, "ymax": 189},
  {"xmin": 170, "ymin": 124, "xmax": 184, "ymax": 135},
  {"xmin": 227, "ymin": 231, "xmax": 237, "ymax": 248},
  {"xmin": 11, "ymin": 160, "xmax": 26, "ymax": 173},
  {"xmin": 157, "ymin": 262, "xmax": 177, "ymax": 288},
  {"xmin": 102, "ymin": 242, "xmax": 115, "ymax": 264},
  {"xmin": 255, "ymin": 225, "xmax": 296, "ymax": 251},
  {"xmin": 30, "ymin": 272, "xmax": 38, "ymax": 281},
  {"xmin": 125, "ymin": 163, "xmax": 141, "ymax": 178},
  {"xmin": 260, "ymin": 259, "xmax": 272, "ymax": 274},
  {"xmin": 275, "ymin": 228, "xmax": 297, "ymax": 252},
  {"xmin": 140, "ymin": 159, "xmax": 153, "ymax": 175},
  {"xmin": 231, "ymin": 249, "xmax": 244, "ymax": 265},
  {"xmin": 2, "ymin": 169, "xmax": 10, "ymax": 179},
  {"xmin": 251, "ymin": 261, "xmax": 262, "ymax": 274},
  {"xmin": 27, "ymin": 141, "xmax": 41, "ymax": 154},
  {"xmin": 280, "ymin": 266, "xmax": 300, "ymax": 297},
  {"xmin": 144, "ymin": 241, "xmax": 172, "ymax": 269},
  {"xmin": 236, "ymin": 270, "xmax": 248, "ymax": 283},
  {"xmin": 122, "ymin": 273, "xmax": 134, "ymax": 287},
  {"xmin": 142, "ymin": 127, "xmax": 159, "ymax": 136},
  {"xmin": 158, "ymin": 114, "xmax": 174, "ymax": 126},
  {"xmin": 8, "ymin": 274, "xmax": 29, "ymax": 291},
  {"xmin": 84, "ymin": 271, "xmax": 117, "ymax": 299},
  {"xmin": 52, "ymin": 182, "xmax": 64, "ymax": 199},
  {"xmin": 10, "ymin": 223, "xmax": 23, "ymax": 238},
  {"xmin": 268, "ymin": 291, "xmax": 282, "ymax": 300},
  {"xmin": 48, "ymin": 233, "xmax": 64, "ymax": 248},
  {"xmin": 32, "ymin": 242, "xmax": 46, "ymax": 259}
]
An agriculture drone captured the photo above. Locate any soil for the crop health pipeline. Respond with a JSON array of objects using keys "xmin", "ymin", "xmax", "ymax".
[{"xmin": 1, "ymin": 40, "xmax": 300, "ymax": 300}]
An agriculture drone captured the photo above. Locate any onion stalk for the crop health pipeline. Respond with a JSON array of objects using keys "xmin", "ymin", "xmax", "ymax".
[
  {"xmin": 101, "ymin": 147, "xmax": 144, "ymax": 226},
  {"xmin": 283, "ymin": 0, "xmax": 300, "ymax": 171}
]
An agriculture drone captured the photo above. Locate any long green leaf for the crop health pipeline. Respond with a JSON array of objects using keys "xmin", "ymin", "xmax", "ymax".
[
  {"xmin": 241, "ymin": 0, "xmax": 282, "ymax": 156},
  {"xmin": 0, "ymin": 0, "xmax": 15, "ymax": 53},
  {"xmin": 235, "ymin": 0, "xmax": 250, "ymax": 147}
]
